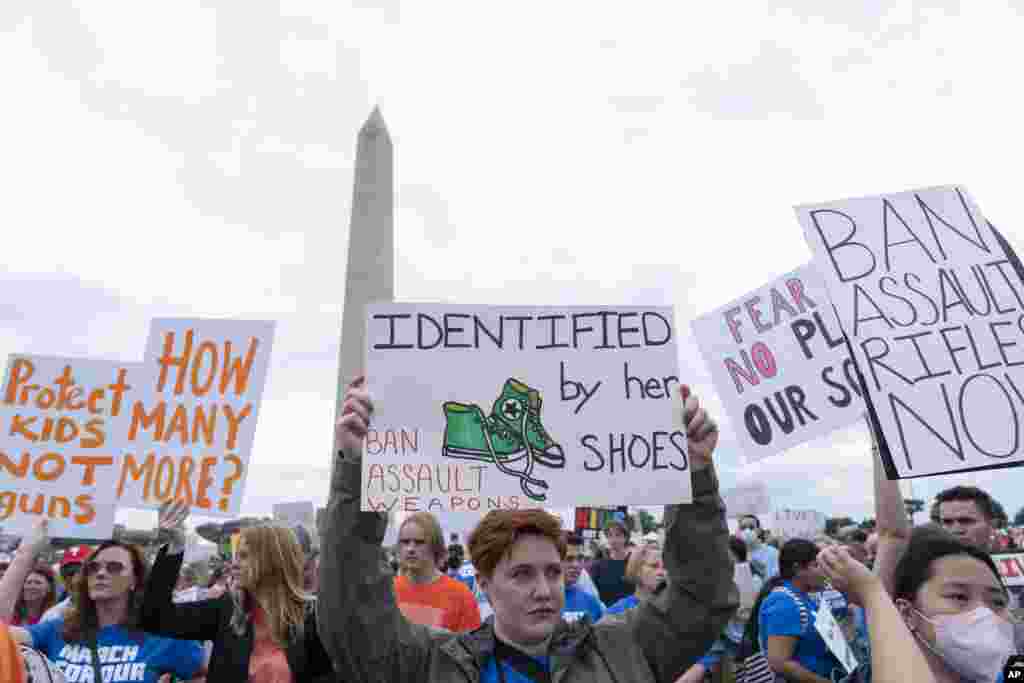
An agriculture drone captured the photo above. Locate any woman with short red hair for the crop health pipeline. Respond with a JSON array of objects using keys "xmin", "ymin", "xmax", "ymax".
[{"xmin": 318, "ymin": 377, "xmax": 738, "ymax": 683}]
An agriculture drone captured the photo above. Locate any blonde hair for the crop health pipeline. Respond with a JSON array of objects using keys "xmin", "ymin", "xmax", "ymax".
[
  {"xmin": 400, "ymin": 512, "xmax": 447, "ymax": 564},
  {"xmin": 624, "ymin": 545, "xmax": 661, "ymax": 585},
  {"xmin": 232, "ymin": 524, "xmax": 309, "ymax": 647}
]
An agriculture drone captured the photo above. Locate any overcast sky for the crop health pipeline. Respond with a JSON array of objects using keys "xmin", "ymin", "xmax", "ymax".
[{"xmin": 5, "ymin": 1, "xmax": 1024, "ymax": 534}]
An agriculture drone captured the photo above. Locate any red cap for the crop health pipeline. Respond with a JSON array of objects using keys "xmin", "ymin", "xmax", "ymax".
[{"xmin": 61, "ymin": 545, "xmax": 92, "ymax": 568}]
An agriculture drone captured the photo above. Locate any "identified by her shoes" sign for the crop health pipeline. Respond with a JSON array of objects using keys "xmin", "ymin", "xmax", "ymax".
[{"xmin": 362, "ymin": 304, "xmax": 688, "ymax": 512}]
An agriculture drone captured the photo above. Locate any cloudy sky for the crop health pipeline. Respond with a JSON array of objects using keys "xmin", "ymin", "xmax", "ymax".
[{"xmin": 5, "ymin": 1, "xmax": 1024, "ymax": 535}]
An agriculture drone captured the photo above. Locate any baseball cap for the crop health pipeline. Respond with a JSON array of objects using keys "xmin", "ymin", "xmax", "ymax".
[{"xmin": 60, "ymin": 545, "xmax": 92, "ymax": 569}]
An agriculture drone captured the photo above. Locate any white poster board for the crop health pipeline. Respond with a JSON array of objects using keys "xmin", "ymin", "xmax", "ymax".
[
  {"xmin": 273, "ymin": 501, "xmax": 316, "ymax": 526},
  {"xmin": 362, "ymin": 304, "xmax": 688, "ymax": 512},
  {"xmin": 722, "ymin": 482, "xmax": 772, "ymax": 518},
  {"xmin": 117, "ymin": 318, "xmax": 275, "ymax": 515},
  {"xmin": 693, "ymin": 264, "xmax": 863, "ymax": 462},
  {"xmin": 0, "ymin": 356, "xmax": 137, "ymax": 537},
  {"xmin": 815, "ymin": 600, "xmax": 860, "ymax": 674},
  {"xmin": 799, "ymin": 186, "xmax": 1024, "ymax": 478},
  {"xmin": 773, "ymin": 509, "xmax": 825, "ymax": 539}
]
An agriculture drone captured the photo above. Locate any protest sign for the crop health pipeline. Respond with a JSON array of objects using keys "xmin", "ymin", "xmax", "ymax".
[
  {"xmin": 992, "ymin": 553, "xmax": 1024, "ymax": 586},
  {"xmin": 815, "ymin": 600, "xmax": 860, "ymax": 674},
  {"xmin": 721, "ymin": 482, "xmax": 772, "ymax": 518},
  {"xmin": 117, "ymin": 318, "xmax": 275, "ymax": 515},
  {"xmin": 0, "ymin": 356, "xmax": 137, "ymax": 537},
  {"xmin": 992, "ymin": 553, "xmax": 1024, "ymax": 607},
  {"xmin": 773, "ymin": 509, "xmax": 825, "ymax": 539},
  {"xmin": 693, "ymin": 264, "xmax": 862, "ymax": 462},
  {"xmin": 273, "ymin": 501, "xmax": 315, "ymax": 526},
  {"xmin": 799, "ymin": 186, "xmax": 1024, "ymax": 479},
  {"xmin": 362, "ymin": 304, "xmax": 687, "ymax": 512}
]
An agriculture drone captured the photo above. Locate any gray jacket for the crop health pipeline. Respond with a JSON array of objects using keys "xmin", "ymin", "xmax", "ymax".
[{"xmin": 317, "ymin": 456, "xmax": 737, "ymax": 682}]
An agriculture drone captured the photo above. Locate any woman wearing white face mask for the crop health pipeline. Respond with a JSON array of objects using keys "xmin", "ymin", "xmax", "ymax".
[{"xmin": 887, "ymin": 526, "xmax": 1014, "ymax": 683}]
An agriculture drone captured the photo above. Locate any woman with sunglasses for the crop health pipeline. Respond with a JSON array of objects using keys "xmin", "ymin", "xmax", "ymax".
[
  {"xmin": 1, "ymin": 520, "xmax": 205, "ymax": 683},
  {"xmin": 139, "ymin": 500, "xmax": 333, "ymax": 683}
]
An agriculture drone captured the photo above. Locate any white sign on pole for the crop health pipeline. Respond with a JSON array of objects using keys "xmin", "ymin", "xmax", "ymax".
[
  {"xmin": 799, "ymin": 185, "xmax": 1024, "ymax": 479},
  {"xmin": 692, "ymin": 264, "xmax": 862, "ymax": 463},
  {"xmin": 815, "ymin": 600, "xmax": 860, "ymax": 674},
  {"xmin": 118, "ymin": 318, "xmax": 275, "ymax": 515},
  {"xmin": 273, "ymin": 501, "xmax": 316, "ymax": 527},
  {"xmin": 362, "ymin": 304, "xmax": 688, "ymax": 512},
  {"xmin": 773, "ymin": 509, "xmax": 825, "ymax": 539},
  {"xmin": 0, "ymin": 356, "xmax": 137, "ymax": 537},
  {"xmin": 722, "ymin": 482, "xmax": 772, "ymax": 518}
]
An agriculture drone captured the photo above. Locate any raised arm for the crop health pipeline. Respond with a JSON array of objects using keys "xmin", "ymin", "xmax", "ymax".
[
  {"xmin": 138, "ymin": 502, "xmax": 223, "ymax": 643},
  {"xmin": 0, "ymin": 520, "xmax": 48, "ymax": 622},
  {"xmin": 317, "ymin": 377, "xmax": 434, "ymax": 682},
  {"xmin": 868, "ymin": 414, "xmax": 910, "ymax": 596},
  {"xmin": 622, "ymin": 386, "xmax": 739, "ymax": 683},
  {"xmin": 819, "ymin": 546, "xmax": 934, "ymax": 683}
]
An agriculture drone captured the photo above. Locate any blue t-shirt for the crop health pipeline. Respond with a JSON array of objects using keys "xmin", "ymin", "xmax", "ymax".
[
  {"xmin": 758, "ymin": 582, "xmax": 841, "ymax": 679},
  {"xmin": 604, "ymin": 594, "xmax": 639, "ymax": 615},
  {"xmin": 562, "ymin": 585, "xmax": 604, "ymax": 624},
  {"xmin": 27, "ymin": 619, "xmax": 204, "ymax": 683},
  {"xmin": 455, "ymin": 561, "xmax": 477, "ymax": 592},
  {"xmin": 481, "ymin": 655, "xmax": 552, "ymax": 683}
]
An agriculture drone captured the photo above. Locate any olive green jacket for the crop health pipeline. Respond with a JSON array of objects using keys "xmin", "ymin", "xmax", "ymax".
[{"xmin": 317, "ymin": 456, "xmax": 737, "ymax": 682}]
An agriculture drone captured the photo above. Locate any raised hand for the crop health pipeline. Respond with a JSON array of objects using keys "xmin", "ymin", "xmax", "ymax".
[
  {"xmin": 818, "ymin": 545, "xmax": 880, "ymax": 605},
  {"xmin": 335, "ymin": 376, "xmax": 373, "ymax": 459},
  {"xmin": 23, "ymin": 518, "xmax": 50, "ymax": 558},
  {"xmin": 680, "ymin": 385, "xmax": 718, "ymax": 470},
  {"xmin": 157, "ymin": 499, "xmax": 189, "ymax": 552}
]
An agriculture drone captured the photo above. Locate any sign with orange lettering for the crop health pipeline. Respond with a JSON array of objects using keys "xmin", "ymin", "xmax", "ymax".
[
  {"xmin": 0, "ymin": 356, "xmax": 138, "ymax": 537},
  {"xmin": 116, "ymin": 318, "xmax": 275, "ymax": 515}
]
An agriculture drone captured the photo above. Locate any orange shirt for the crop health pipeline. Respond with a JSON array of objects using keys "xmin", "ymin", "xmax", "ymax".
[
  {"xmin": 0, "ymin": 622, "xmax": 25, "ymax": 683},
  {"xmin": 394, "ymin": 574, "xmax": 482, "ymax": 633},
  {"xmin": 249, "ymin": 605, "xmax": 293, "ymax": 683}
]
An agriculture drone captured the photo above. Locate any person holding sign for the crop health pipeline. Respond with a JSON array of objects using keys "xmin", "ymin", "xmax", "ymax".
[
  {"xmin": 318, "ymin": 377, "xmax": 737, "ymax": 683},
  {"xmin": 1, "ymin": 521, "xmax": 205, "ymax": 683},
  {"xmin": 885, "ymin": 527, "xmax": 1014, "ymax": 682},
  {"xmin": 746, "ymin": 539, "xmax": 842, "ymax": 681},
  {"xmin": 140, "ymin": 503, "xmax": 334, "ymax": 683}
]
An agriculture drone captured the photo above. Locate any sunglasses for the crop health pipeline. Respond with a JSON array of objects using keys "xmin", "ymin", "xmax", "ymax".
[{"xmin": 85, "ymin": 560, "xmax": 128, "ymax": 577}]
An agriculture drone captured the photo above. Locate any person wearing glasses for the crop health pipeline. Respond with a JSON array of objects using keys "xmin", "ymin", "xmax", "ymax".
[{"xmin": 0, "ymin": 520, "xmax": 204, "ymax": 683}]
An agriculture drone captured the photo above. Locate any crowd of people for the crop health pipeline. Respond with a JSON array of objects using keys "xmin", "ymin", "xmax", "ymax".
[{"xmin": 0, "ymin": 378, "xmax": 1020, "ymax": 681}]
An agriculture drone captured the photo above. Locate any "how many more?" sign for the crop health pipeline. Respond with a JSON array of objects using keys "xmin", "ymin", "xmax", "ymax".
[{"xmin": 0, "ymin": 318, "xmax": 274, "ymax": 538}]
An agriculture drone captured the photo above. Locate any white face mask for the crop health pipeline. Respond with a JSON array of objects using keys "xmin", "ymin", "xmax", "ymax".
[
  {"xmin": 740, "ymin": 529, "xmax": 760, "ymax": 546},
  {"xmin": 914, "ymin": 606, "xmax": 1014, "ymax": 682}
]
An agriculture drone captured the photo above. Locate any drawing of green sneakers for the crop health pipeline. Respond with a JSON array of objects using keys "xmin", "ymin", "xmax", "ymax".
[
  {"xmin": 442, "ymin": 401, "xmax": 551, "ymax": 502},
  {"xmin": 491, "ymin": 379, "xmax": 566, "ymax": 469},
  {"xmin": 442, "ymin": 402, "xmax": 525, "ymax": 463}
]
